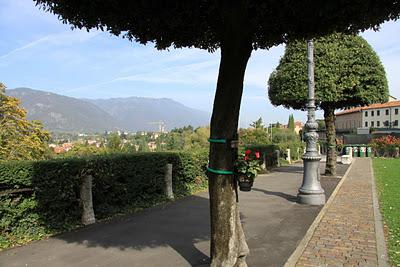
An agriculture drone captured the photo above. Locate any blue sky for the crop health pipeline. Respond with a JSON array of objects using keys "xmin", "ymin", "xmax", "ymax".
[{"xmin": 1, "ymin": 0, "xmax": 400, "ymax": 127}]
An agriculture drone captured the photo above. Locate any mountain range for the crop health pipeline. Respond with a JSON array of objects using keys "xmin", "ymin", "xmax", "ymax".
[{"xmin": 7, "ymin": 88, "xmax": 210, "ymax": 133}]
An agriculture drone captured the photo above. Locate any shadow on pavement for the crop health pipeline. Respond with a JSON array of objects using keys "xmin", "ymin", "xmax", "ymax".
[
  {"xmin": 56, "ymin": 195, "xmax": 211, "ymax": 266},
  {"xmin": 272, "ymin": 165, "xmax": 304, "ymax": 174},
  {"xmin": 251, "ymin": 188, "xmax": 298, "ymax": 202}
]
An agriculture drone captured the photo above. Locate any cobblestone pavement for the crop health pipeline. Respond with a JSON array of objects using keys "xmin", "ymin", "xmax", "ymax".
[{"xmin": 296, "ymin": 158, "xmax": 381, "ymax": 267}]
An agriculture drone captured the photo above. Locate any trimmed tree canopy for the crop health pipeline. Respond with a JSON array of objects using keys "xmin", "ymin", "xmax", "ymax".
[
  {"xmin": 268, "ymin": 33, "xmax": 389, "ymax": 110},
  {"xmin": 34, "ymin": 1, "xmax": 400, "ymax": 50}
]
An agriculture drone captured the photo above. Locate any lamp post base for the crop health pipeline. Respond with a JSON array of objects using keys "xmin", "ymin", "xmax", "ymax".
[
  {"xmin": 298, "ymin": 155, "xmax": 326, "ymax": 205},
  {"xmin": 297, "ymin": 192, "xmax": 326, "ymax": 205}
]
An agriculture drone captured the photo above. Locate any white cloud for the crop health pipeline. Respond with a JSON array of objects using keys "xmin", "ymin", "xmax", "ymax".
[
  {"xmin": 0, "ymin": 30, "xmax": 100, "ymax": 60},
  {"xmin": 115, "ymin": 60, "xmax": 219, "ymax": 85}
]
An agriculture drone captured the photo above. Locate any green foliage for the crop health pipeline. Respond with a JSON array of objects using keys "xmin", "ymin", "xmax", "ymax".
[
  {"xmin": 373, "ymin": 158, "xmax": 400, "ymax": 266},
  {"xmin": 288, "ymin": 114, "xmax": 295, "ymax": 132},
  {"xmin": 63, "ymin": 143, "xmax": 106, "ymax": 158},
  {"xmin": 236, "ymin": 150, "xmax": 262, "ymax": 179},
  {"xmin": 316, "ymin": 119, "xmax": 326, "ymax": 130},
  {"xmin": 245, "ymin": 144, "xmax": 279, "ymax": 170},
  {"xmin": 0, "ymin": 152, "xmax": 208, "ymax": 249},
  {"xmin": 106, "ymin": 133, "xmax": 122, "ymax": 152},
  {"xmin": 250, "ymin": 117, "xmax": 265, "ymax": 129},
  {"xmin": 0, "ymin": 84, "xmax": 50, "ymax": 160},
  {"xmin": 239, "ymin": 127, "xmax": 270, "ymax": 146},
  {"xmin": 370, "ymin": 135, "xmax": 400, "ymax": 157},
  {"xmin": 268, "ymin": 33, "xmax": 389, "ymax": 110},
  {"xmin": 164, "ymin": 126, "xmax": 209, "ymax": 151}
]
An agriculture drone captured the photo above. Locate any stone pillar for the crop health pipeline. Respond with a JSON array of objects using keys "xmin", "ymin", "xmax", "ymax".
[
  {"xmin": 164, "ymin": 163, "xmax": 174, "ymax": 200},
  {"xmin": 298, "ymin": 40, "xmax": 326, "ymax": 206},
  {"xmin": 261, "ymin": 153, "xmax": 267, "ymax": 171},
  {"xmin": 348, "ymin": 147, "xmax": 353, "ymax": 161},
  {"xmin": 286, "ymin": 148, "xmax": 291, "ymax": 164},
  {"xmin": 274, "ymin": 150, "xmax": 280, "ymax": 167},
  {"xmin": 80, "ymin": 175, "xmax": 96, "ymax": 225}
]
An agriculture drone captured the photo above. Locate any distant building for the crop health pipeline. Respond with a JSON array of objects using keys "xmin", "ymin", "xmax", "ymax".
[
  {"xmin": 147, "ymin": 141, "xmax": 157, "ymax": 151},
  {"xmin": 335, "ymin": 97, "xmax": 400, "ymax": 133},
  {"xmin": 294, "ymin": 121, "xmax": 302, "ymax": 134},
  {"xmin": 281, "ymin": 121, "xmax": 302, "ymax": 134},
  {"xmin": 51, "ymin": 142, "xmax": 74, "ymax": 154}
]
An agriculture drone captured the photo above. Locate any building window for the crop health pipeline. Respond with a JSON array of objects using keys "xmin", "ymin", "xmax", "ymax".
[
  {"xmin": 396, "ymin": 109, "xmax": 399, "ymax": 115},
  {"xmin": 377, "ymin": 110, "xmax": 380, "ymax": 116},
  {"xmin": 371, "ymin": 111, "xmax": 374, "ymax": 117},
  {"xmin": 365, "ymin": 111, "xmax": 368, "ymax": 117},
  {"xmin": 371, "ymin": 121, "xmax": 374, "ymax": 127},
  {"xmin": 386, "ymin": 109, "xmax": 389, "ymax": 115},
  {"xmin": 395, "ymin": 120, "xmax": 399, "ymax": 126},
  {"xmin": 377, "ymin": 121, "xmax": 380, "ymax": 127},
  {"xmin": 365, "ymin": 121, "xmax": 368, "ymax": 127}
]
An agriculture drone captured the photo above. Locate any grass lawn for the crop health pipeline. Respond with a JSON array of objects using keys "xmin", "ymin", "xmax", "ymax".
[{"xmin": 373, "ymin": 158, "xmax": 400, "ymax": 266}]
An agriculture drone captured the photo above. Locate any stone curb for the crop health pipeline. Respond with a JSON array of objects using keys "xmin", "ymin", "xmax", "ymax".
[
  {"xmin": 283, "ymin": 160, "xmax": 356, "ymax": 267},
  {"xmin": 370, "ymin": 159, "xmax": 389, "ymax": 267}
]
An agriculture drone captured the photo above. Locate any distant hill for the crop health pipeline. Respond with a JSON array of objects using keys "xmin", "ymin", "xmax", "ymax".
[
  {"xmin": 7, "ymin": 88, "xmax": 210, "ymax": 133},
  {"xmin": 86, "ymin": 97, "xmax": 210, "ymax": 131},
  {"xmin": 7, "ymin": 88, "xmax": 118, "ymax": 133}
]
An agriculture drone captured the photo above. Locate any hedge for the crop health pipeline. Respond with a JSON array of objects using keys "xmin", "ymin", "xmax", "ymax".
[
  {"xmin": 0, "ymin": 152, "xmax": 208, "ymax": 249},
  {"xmin": 246, "ymin": 142, "xmax": 305, "ymax": 170}
]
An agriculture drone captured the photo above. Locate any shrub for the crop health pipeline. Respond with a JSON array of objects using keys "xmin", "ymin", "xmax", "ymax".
[
  {"xmin": 0, "ymin": 151, "xmax": 208, "ymax": 249},
  {"xmin": 245, "ymin": 144, "xmax": 280, "ymax": 170},
  {"xmin": 370, "ymin": 135, "xmax": 400, "ymax": 157}
]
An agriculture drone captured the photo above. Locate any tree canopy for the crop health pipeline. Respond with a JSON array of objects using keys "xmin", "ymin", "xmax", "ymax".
[
  {"xmin": 0, "ymin": 83, "xmax": 50, "ymax": 160},
  {"xmin": 268, "ymin": 34, "xmax": 389, "ymax": 177},
  {"xmin": 268, "ymin": 33, "xmax": 389, "ymax": 110},
  {"xmin": 34, "ymin": 1, "xmax": 400, "ymax": 50}
]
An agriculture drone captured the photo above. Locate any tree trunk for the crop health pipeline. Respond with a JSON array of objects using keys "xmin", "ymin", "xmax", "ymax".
[
  {"xmin": 324, "ymin": 107, "xmax": 337, "ymax": 176},
  {"xmin": 208, "ymin": 3, "xmax": 252, "ymax": 266}
]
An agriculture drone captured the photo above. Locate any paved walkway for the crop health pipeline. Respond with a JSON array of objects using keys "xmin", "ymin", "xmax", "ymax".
[
  {"xmin": 0, "ymin": 163, "xmax": 346, "ymax": 267},
  {"xmin": 293, "ymin": 158, "xmax": 387, "ymax": 267}
]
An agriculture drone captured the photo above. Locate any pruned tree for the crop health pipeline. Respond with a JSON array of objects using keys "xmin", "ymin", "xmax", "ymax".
[
  {"xmin": 288, "ymin": 114, "xmax": 295, "ymax": 133},
  {"xmin": 34, "ymin": 1, "xmax": 399, "ymax": 265},
  {"xmin": 268, "ymin": 33, "xmax": 388, "ymax": 176}
]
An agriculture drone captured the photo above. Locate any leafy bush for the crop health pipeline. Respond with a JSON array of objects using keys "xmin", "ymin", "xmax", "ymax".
[
  {"xmin": 245, "ymin": 144, "xmax": 280, "ymax": 170},
  {"xmin": 370, "ymin": 135, "xmax": 400, "ymax": 157},
  {"xmin": 0, "ymin": 151, "xmax": 208, "ymax": 249}
]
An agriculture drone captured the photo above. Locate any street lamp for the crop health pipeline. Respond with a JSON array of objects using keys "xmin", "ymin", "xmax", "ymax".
[{"xmin": 297, "ymin": 40, "xmax": 326, "ymax": 205}]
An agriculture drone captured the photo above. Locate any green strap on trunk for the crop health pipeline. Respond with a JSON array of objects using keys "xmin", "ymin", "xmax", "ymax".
[
  {"xmin": 207, "ymin": 167, "xmax": 234, "ymax": 175},
  {"xmin": 208, "ymin": 138, "xmax": 227, "ymax": 144},
  {"xmin": 207, "ymin": 137, "xmax": 235, "ymax": 175}
]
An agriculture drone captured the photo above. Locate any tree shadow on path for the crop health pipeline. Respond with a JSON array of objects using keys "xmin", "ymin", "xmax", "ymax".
[
  {"xmin": 251, "ymin": 188, "xmax": 298, "ymax": 202},
  {"xmin": 57, "ymin": 195, "xmax": 211, "ymax": 266}
]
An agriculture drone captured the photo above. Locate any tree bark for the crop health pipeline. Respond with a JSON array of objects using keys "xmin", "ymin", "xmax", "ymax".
[
  {"xmin": 208, "ymin": 3, "xmax": 252, "ymax": 266},
  {"xmin": 324, "ymin": 107, "xmax": 337, "ymax": 176}
]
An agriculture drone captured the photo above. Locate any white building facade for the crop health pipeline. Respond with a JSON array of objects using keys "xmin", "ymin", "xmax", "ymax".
[
  {"xmin": 362, "ymin": 105, "xmax": 400, "ymax": 129},
  {"xmin": 335, "ymin": 99, "xmax": 400, "ymax": 132}
]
